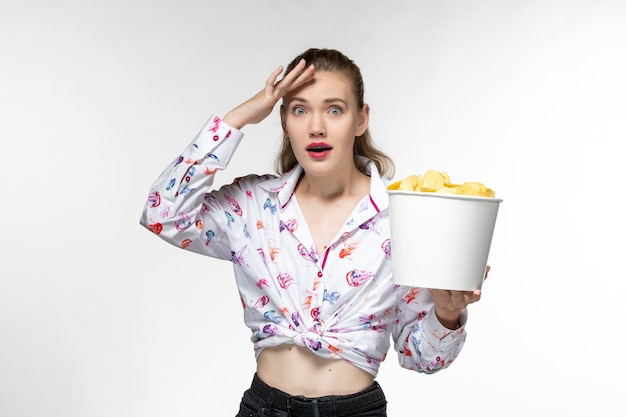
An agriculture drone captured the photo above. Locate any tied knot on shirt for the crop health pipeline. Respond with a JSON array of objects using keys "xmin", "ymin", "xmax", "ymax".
[{"xmin": 298, "ymin": 323, "xmax": 324, "ymax": 352}]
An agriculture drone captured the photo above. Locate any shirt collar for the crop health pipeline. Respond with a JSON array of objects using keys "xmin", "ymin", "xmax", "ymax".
[{"xmin": 258, "ymin": 157, "xmax": 390, "ymax": 213}]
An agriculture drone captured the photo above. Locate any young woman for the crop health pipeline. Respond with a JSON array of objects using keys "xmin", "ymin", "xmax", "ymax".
[{"xmin": 140, "ymin": 48, "xmax": 484, "ymax": 417}]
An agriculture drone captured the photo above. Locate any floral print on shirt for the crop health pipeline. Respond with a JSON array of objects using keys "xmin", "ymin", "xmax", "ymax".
[{"xmin": 140, "ymin": 115, "xmax": 467, "ymax": 376}]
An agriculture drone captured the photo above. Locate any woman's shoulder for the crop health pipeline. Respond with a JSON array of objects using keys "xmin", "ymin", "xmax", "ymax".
[
  {"xmin": 233, "ymin": 173, "xmax": 278, "ymax": 184},
  {"xmin": 218, "ymin": 173, "xmax": 280, "ymax": 196}
]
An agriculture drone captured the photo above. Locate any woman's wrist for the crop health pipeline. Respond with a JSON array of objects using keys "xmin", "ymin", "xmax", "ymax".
[
  {"xmin": 434, "ymin": 307, "xmax": 462, "ymax": 330},
  {"xmin": 223, "ymin": 111, "xmax": 246, "ymax": 130}
]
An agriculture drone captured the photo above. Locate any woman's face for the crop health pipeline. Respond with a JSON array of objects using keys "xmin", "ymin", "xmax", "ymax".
[{"xmin": 281, "ymin": 70, "xmax": 368, "ymax": 178}]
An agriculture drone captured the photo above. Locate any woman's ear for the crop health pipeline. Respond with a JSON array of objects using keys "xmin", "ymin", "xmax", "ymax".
[{"xmin": 356, "ymin": 104, "xmax": 370, "ymax": 136}]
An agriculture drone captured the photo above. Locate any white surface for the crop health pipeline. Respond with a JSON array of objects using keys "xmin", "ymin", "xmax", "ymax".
[
  {"xmin": 1, "ymin": 1, "xmax": 625, "ymax": 416},
  {"xmin": 388, "ymin": 190, "xmax": 501, "ymax": 290}
]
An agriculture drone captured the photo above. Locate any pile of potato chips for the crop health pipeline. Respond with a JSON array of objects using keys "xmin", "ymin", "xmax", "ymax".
[{"xmin": 388, "ymin": 169, "xmax": 495, "ymax": 197}]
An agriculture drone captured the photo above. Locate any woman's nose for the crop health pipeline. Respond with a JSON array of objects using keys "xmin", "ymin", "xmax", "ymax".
[{"xmin": 308, "ymin": 113, "xmax": 326, "ymax": 137}]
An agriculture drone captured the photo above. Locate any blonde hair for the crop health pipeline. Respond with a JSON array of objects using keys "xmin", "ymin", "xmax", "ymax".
[{"xmin": 275, "ymin": 48, "xmax": 395, "ymax": 179}]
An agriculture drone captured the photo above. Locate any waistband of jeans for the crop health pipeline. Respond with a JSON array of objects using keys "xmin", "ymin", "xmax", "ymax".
[{"xmin": 250, "ymin": 373, "xmax": 386, "ymax": 417}]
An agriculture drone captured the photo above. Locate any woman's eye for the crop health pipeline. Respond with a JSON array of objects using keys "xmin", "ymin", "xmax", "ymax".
[
  {"xmin": 329, "ymin": 106, "xmax": 342, "ymax": 115},
  {"xmin": 293, "ymin": 107, "xmax": 305, "ymax": 115}
]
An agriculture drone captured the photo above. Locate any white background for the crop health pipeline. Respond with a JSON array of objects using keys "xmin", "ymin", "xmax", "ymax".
[{"xmin": 1, "ymin": 1, "xmax": 625, "ymax": 416}]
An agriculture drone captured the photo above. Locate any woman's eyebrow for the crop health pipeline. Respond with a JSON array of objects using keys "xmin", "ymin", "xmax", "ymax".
[
  {"xmin": 287, "ymin": 97, "xmax": 349, "ymax": 105},
  {"xmin": 324, "ymin": 98, "xmax": 348, "ymax": 105},
  {"xmin": 287, "ymin": 97, "xmax": 307, "ymax": 104}
]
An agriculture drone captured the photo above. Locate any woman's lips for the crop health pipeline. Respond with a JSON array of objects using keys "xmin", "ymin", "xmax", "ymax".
[{"xmin": 306, "ymin": 142, "xmax": 332, "ymax": 158}]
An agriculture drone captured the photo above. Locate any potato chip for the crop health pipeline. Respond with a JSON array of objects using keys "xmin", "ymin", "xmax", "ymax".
[
  {"xmin": 388, "ymin": 170, "xmax": 495, "ymax": 197},
  {"xmin": 459, "ymin": 182, "xmax": 486, "ymax": 196},
  {"xmin": 387, "ymin": 180, "xmax": 401, "ymax": 190},
  {"xmin": 399, "ymin": 178, "xmax": 415, "ymax": 191},
  {"xmin": 422, "ymin": 169, "xmax": 445, "ymax": 191},
  {"xmin": 405, "ymin": 174, "xmax": 422, "ymax": 189},
  {"xmin": 436, "ymin": 184, "xmax": 460, "ymax": 194}
]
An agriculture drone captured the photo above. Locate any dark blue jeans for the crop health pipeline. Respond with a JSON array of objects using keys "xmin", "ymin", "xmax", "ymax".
[{"xmin": 236, "ymin": 373, "xmax": 387, "ymax": 417}]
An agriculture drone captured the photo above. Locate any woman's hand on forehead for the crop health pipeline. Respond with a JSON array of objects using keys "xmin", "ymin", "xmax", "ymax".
[
  {"xmin": 274, "ymin": 58, "xmax": 316, "ymax": 99},
  {"xmin": 224, "ymin": 58, "xmax": 315, "ymax": 129}
]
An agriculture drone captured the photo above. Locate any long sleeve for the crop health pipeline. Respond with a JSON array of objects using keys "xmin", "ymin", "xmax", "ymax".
[
  {"xmin": 139, "ymin": 115, "xmax": 244, "ymax": 260},
  {"xmin": 392, "ymin": 285, "xmax": 467, "ymax": 373}
]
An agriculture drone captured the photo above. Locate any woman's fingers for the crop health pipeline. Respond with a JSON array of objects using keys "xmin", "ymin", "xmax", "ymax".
[
  {"xmin": 271, "ymin": 59, "xmax": 315, "ymax": 98},
  {"xmin": 265, "ymin": 65, "xmax": 285, "ymax": 95},
  {"xmin": 446, "ymin": 290, "xmax": 477, "ymax": 309},
  {"xmin": 285, "ymin": 62, "xmax": 315, "ymax": 91},
  {"xmin": 430, "ymin": 288, "xmax": 482, "ymax": 310}
]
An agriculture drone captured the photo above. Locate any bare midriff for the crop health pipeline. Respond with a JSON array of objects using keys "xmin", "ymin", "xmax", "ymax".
[{"xmin": 256, "ymin": 344, "xmax": 375, "ymax": 397}]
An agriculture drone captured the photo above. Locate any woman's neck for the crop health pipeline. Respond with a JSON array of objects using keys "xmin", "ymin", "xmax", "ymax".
[{"xmin": 296, "ymin": 165, "xmax": 369, "ymax": 201}]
